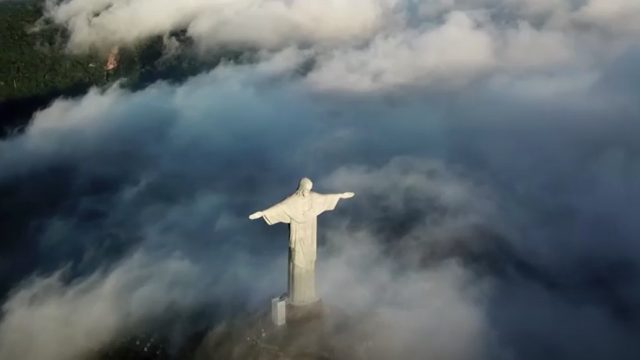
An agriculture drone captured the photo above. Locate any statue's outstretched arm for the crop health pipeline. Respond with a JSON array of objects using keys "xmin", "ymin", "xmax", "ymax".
[
  {"xmin": 339, "ymin": 192, "xmax": 355, "ymax": 199},
  {"xmin": 249, "ymin": 199, "xmax": 290, "ymax": 224}
]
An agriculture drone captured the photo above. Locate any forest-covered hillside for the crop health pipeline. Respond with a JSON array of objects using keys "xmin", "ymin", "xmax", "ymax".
[
  {"xmin": 0, "ymin": 1, "xmax": 110, "ymax": 101},
  {"xmin": 0, "ymin": 0, "xmax": 244, "ymax": 136}
]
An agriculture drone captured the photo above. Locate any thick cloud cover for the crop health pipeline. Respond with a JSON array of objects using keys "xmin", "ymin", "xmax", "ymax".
[{"xmin": 2, "ymin": 1, "xmax": 640, "ymax": 359}]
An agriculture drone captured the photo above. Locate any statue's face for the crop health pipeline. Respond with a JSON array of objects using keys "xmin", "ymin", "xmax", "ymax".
[
  {"xmin": 302, "ymin": 181, "xmax": 312, "ymax": 196},
  {"xmin": 300, "ymin": 179, "xmax": 313, "ymax": 196}
]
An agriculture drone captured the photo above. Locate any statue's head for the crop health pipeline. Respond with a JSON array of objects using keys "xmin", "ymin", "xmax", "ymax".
[{"xmin": 296, "ymin": 177, "xmax": 313, "ymax": 197}]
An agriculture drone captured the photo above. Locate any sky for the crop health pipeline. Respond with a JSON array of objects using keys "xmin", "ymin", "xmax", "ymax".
[{"xmin": 1, "ymin": 0, "xmax": 640, "ymax": 359}]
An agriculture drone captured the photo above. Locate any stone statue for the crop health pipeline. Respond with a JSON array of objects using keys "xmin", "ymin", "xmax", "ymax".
[{"xmin": 249, "ymin": 178, "xmax": 354, "ymax": 306}]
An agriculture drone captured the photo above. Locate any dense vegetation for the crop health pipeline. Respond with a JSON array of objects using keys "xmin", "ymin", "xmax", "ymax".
[
  {"xmin": 0, "ymin": 0, "xmax": 245, "ymax": 136},
  {"xmin": 0, "ymin": 1, "xmax": 109, "ymax": 100}
]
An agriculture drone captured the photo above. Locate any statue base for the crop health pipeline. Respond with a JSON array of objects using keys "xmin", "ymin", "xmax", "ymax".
[
  {"xmin": 193, "ymin": 301, "xmax": 382, "ymax": 359},
  {"xmin": 286, "ymin": 299, "xmax": 325, "ymax": 323}
]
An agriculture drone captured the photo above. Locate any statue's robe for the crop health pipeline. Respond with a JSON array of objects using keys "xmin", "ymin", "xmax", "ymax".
[{"xmin": 261, "ymin": 191, "xmax": 342, "ymax": 305}]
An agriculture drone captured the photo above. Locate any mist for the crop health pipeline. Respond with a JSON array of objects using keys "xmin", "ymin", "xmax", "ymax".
[{"xmin": 2, "ymin": 1, "xmax": 640, "ymax": 359}]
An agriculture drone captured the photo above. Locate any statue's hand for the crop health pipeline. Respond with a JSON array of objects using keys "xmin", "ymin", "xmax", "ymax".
[
  {"xmin": 248, "ymin": 211, "xmax": 263, "ymax": 220},
  {"xmin": 341, "ymin": 192, "xmax": 355, "ymax": 199}
]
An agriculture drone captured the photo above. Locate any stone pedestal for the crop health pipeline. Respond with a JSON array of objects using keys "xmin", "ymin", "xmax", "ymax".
[{"xmin": 286, "ymin": 299, "xmax": 325, "ymax": 323}]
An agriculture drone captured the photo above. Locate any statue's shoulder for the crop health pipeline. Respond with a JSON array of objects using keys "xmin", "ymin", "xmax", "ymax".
[
  {"xmin": 280, "ymin": 193, "xmax": 300, "ymax": 205},
  {"xmin": 310, "ymin": 191, "xmax": 330, "ymax": 198},
  {"xmin": 309, "ymin": 192, "xmax": 330, "ymax": 203}
]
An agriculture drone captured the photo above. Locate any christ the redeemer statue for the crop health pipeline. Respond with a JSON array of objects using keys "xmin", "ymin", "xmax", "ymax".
[{"xmin": 249, "ymin": 178, "xmax": 354, "ymax": 306}]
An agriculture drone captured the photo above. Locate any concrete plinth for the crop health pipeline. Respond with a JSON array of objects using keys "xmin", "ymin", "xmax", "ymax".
[{"xmin": 286, "ymin": 299, "xmax": 325, "ymax": 323}]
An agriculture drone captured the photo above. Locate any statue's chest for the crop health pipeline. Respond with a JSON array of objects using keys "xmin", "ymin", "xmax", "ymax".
[
  {"xmin": 301, "ymin": 200, "xmax": 314, "ymax": 218},
  {"xmin": 290, "ymin": 198, "xmax": 317, "ymax": 223}
]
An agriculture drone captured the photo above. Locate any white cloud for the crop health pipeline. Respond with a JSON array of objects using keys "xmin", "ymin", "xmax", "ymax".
[
  {"xmin": 46, "ymin": 0, "xmax": 396, "ymax": 52},
  {"xmin": 41, "ymin": 0, "xmax": 640, "ymax": 92},
  {"xmin": 575, "ymin": 0, "xmax": 640, "ymax": 35},
  {"xmin": 314, "ymin": 158, "xmax": 499, "ymax": 359},
  {"xmin": 323, "ymin": 247, "xmax": 492, "ymax": 360},
  {"xmin": 0, "ymin": 253, "xmax": 202, "ymax": 360},
  {"xmin": 500, "ymin": 21, "xmax": 575, "ymax": 70},
  {"xmin": 306, "ymin": 11, "xmax": 496, "ymax": 91}
]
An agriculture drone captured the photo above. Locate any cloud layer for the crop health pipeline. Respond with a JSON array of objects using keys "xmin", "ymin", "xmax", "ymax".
[
  {"xmin": 43, "ymin": 0, "xmax": 640, "ymax": 92},
  {"xmin": 1, "ymin": 1, "xmax": 640, "ymax": 359}
]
